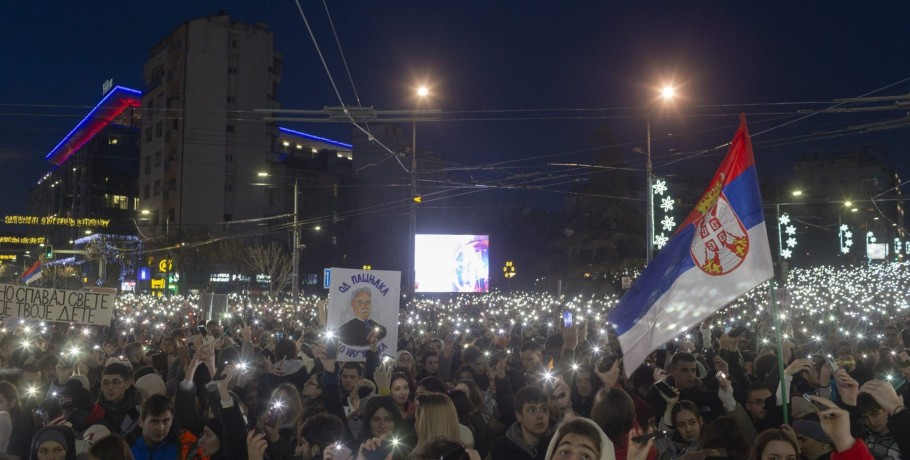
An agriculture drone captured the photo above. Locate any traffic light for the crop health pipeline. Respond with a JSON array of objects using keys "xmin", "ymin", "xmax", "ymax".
[{"xmin": 45, "ymin": 245, "xmax": 54, "ymax": 260}]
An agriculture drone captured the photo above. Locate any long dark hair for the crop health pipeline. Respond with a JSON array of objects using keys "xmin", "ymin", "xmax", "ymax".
[
  {"xmin": 363, "ymin": 396, "xmax": 405, "ymax": 439},
  {"xmin": 700, "ymin": 416, "xmax": 751, "ymax": 455}
]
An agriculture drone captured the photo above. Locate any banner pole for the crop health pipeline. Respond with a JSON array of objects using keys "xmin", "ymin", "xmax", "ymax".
[{"xmin": 770, "ymin": 281, "xmax": 789, "ymax": 424}]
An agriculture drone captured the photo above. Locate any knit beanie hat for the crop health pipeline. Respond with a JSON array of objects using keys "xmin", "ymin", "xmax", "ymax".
[{"xmin": 792, "ymin": 419, "xmax": 833, "ymax": 444}]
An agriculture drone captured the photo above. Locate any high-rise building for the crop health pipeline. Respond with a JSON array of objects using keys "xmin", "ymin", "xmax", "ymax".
[
  {"xmin": 30, "ymin": 85, "xmax": 143, "ymax": 243},
  {"xmin": 139, "ymin": 14, "xmax": 282, "ymax": 237}
]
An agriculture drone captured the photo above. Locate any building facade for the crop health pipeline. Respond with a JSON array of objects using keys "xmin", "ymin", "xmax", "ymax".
[{"xmin": 139, "ymin": 14, "xmax": 282, "ymax": 237}]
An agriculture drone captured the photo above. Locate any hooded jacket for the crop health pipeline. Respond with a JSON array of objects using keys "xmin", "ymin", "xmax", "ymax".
[
  {"xmin": 545, "ymin": 418, "xmax": 616, "ymax": 460},
  {"xmin": 29, "ymin": 425, "xmax": 77, "ymax": 460}
]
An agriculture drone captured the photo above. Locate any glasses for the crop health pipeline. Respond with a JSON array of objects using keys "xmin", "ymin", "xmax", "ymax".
[
  {"xmin": 354, "ymin": 300, "xmax": 372, "ymax": 306},
  {"xmin": 101, "ymin": 379, "xmax": 124, "ymax": 387}
]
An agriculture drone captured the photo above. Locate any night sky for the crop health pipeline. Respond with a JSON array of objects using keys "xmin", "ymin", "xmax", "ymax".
[{"xmin": 2, "ymin": 1, "xmax": 909, "ymax": 219}]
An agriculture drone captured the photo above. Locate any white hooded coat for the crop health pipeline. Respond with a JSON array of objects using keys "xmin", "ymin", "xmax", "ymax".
[{"xmin": 544, "ymin": 417, "xmax": 616, "ymax": 460}]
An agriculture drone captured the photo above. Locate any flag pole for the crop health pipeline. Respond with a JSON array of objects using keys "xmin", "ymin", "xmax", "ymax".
[{"xmin": 770, "ymin": 281, "xmax": 789, "ymax": 423}]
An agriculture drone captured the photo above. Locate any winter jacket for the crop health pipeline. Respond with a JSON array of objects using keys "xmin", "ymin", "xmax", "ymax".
[{"xmin": 490, "ymin": 421, "xmax": 554, "ymax": 460}]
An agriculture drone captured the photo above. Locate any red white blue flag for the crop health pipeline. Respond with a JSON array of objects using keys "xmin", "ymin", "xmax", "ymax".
[
  {"xmin": 21, "ymin": 260, "xmax": 42, "ymax": 285},
  {"xmin": 608, "ymin": 115, "xmax": 773, "ymax": 375}
]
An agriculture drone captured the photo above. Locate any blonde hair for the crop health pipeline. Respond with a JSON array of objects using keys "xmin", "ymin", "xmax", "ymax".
[
  {"xmin": 415, "ymin": 393, "xmax": 461, "ymax": 445},
  {"xmin": 269, "ymin": 383, "xmax": 303, "ymax": 429}
]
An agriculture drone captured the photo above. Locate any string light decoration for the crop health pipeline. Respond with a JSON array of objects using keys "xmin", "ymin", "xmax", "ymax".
[
  {"xmin": 839, "ymin": 225, "xmax": 854, "ymax": 254},
  {"xmin": 778, "ymin": 213, "xmax": 797, "ymax": 259},
  {"xmin": 652, "ymin": 179, "xmax": 675, "ymax": 249}
]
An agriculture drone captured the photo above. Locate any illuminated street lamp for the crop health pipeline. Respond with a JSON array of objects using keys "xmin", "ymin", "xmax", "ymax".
[
  {"xmin": 645, "ymin": 84, "xmax": 677, "ymax": 264},
  {"xmin": 408, "ymin": 85, "xmax": 430, "ymax": 297}
]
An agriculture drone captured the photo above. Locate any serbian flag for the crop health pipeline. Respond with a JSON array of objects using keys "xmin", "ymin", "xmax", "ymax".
[
  {"xmin": 21, "ymin": 260, "xmax": 42, "ymax": 285},
  {"xmin": 608, "ymin": 114, "xmax": 773, "ymax": 376}
]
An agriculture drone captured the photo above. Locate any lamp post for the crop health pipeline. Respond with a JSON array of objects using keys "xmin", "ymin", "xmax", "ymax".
[
  {"xmin": 645, "ymin": 85, "xmax": 676, "ymax": 264},
  {"xmin": 646, "ymin": 117, "xmax": 654, "ymax": 264},
  {"xmin": 408, "ymin": 85, "xmax": 429, "ymax": 298},
  {"xmin": 292, "ymin": 179, "xmax": 299, "ymax": 306}
]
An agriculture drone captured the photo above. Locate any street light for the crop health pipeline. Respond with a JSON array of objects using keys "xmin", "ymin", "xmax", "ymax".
[
  {"xmin": 256, "ymin": 171, "xmax": 300, "ymax": 305},
  {"xmin": 408, "ymin": 85, "xmax": 430, "ymax": 297},
  {"xmin": 645, "ymin": 85, "xmax": 677, "ymax": 264}
]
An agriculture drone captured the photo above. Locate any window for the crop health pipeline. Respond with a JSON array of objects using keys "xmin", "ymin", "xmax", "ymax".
[
  {"xmin": 225, "ymin": 153, "xmax": 233, "ymax": 162},
  {"xmin": 154, "ymin": 180, "xmax": 161, "ymax": 196},
  {"xmin": 225, "ymin": 183, "xmax": 233, "ymax": 192},
  {"xmin": 227, "ymin": 66, "xmax": 237, "ymax": 75},
  {"xmin": 143, "ymin": 184, "xmax": 150, "ymax": 198},
  {"xmin": 145, "ymin": 128, "xmax": 152, "ymax": 142},
  {"xmin": 110, "ymin": 195, "xmax": 128, "ymax": 209},
  {"xmin": 226, "ymin": 124, "xmax": 235, "ymax": 133},
  {"xmin": 154, "ymin": 151, "xmax": 161, "ymax": 167},
  {"xmin": 108, "ymin": 138, "xmax": 119, "ymax": 145},
  {"xmin": 155, "ymin": 122, "xmax": 163, "ymax": 137},
  {"xmin": 227, "ymin": 96, "xmax": 236, "ymax": 105},
  {"xmin": 168, "ymin": 178, "xmax": 176, "ymax": 191},
  {"xmin": 144, "ymin": 156, "xmax": 151, "ymax": 175},
  {"xmin": 172, "ymin": 118, "xmax": 179, "ymax": 130}
]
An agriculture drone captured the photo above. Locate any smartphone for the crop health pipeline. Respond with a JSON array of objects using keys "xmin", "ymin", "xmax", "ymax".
[
  {"xmin": 562, "ymin": 309, "xmax": 574, "ymax": 329},
  {"xmin": 704, "ymin": 348, "xmax": 716, "ymax": 362},
  {"xmin": 802, "ymin": 393, "xmax": 830, "ymax": 412},
  {"xmin": 597, "ymin": 354, "xmax": 619, "ymax": 373},
  {"xmin": 361, "ymin": 440, "xmax": 396, "ymax": 460},
  {"xmin": 632, "ymin": 430, "xmax": 670, "ymax": 443},
  {"xmin": 267, "ymin": 403, "xmax": 283, "ymax": 425},
  {"xmin": 324, "ymin": 335, "xmax": 337, "ymax": 359},
  {"xmin": 728, "ymin": 326, "xmax": 748, "ymax": 338},
  {"xmin": 655, "ymin": 379, "xmax": 677, "ymax": 399},
  {"xmin": 825, "ymin": 355, "xmax": 839, "ymax": 372},
  {"xmin": 198, "ymin": 324, "xmax": 208, "ymax": 337}
]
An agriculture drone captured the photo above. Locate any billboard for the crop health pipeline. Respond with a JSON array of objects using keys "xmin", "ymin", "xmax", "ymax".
[{"xmin": 415, "ymin": 234, "xmax": 489, "ymax": 293}]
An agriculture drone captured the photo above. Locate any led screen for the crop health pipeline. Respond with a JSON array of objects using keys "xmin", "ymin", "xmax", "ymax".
[{"xmin": 415, "ymin": 234, "xmax": 489, "ymax": 293}]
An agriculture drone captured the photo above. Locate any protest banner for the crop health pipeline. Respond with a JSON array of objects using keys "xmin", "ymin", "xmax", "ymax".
[
  {"xmin": 0, "ymin": 283, "xmax": 114, "ymax": 326},
  {"xmin": 327, "ymin": 268, "xmax": 400, "ymax": 362}
]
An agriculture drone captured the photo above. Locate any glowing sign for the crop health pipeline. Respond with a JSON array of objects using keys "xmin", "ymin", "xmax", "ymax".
[
  {"xmin": 158, "ymin": 259, "xmax": 173, "ymax": 273},
  {"xmin": 4, "ymin": 216, "xmax": 111, "ymax": 228},
  {"xmin": 150, "ymin": 279, "xmax": 165, "ymax": 289},
  {"xmin": 0, "ymin": 237, "xmax": 45, "ymax": 245},
  {"xmin": 0, "ymin": 255, "xmax": 16, "ymax": 261}
]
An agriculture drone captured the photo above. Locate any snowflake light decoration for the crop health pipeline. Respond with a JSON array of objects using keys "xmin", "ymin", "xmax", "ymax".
[
  {"xmin": 779, "ymin": 213, "xmax": 798, "ymax": 259},
  {"xmin": 651, "ymin": 177, "xmax": 676, "ymax": 252}
]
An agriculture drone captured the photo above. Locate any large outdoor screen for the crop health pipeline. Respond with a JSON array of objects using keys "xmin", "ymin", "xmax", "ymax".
[{"xmin": 415, "ymin": 234, "xmax": 489, "ymax": 293}]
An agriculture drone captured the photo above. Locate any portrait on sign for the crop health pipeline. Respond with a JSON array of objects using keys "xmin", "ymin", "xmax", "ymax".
[{"xmin": 326, "ymin": 268, "xmax": 400, "ymax": 362}]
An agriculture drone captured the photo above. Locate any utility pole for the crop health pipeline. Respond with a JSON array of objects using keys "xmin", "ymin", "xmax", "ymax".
[{"xmin": 292, "ymin": 179, "xmax": 299, "ymax": 306}]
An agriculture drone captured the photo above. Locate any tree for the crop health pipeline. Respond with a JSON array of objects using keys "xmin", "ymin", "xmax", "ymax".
[{"xmin": 245, "ymin": 242, "xmax": 292, "ymax": 295}]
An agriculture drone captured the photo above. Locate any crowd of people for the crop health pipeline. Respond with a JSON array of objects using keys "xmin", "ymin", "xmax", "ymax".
[{"xmin": 2, "ymin": 273, "xmax": 910, "ymax": 459}]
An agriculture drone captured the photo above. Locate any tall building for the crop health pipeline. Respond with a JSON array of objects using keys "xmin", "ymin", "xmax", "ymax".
[
  {"xmin": 24, "ymin": 85, "xmax": 143, "ymax": 287},
  {"xmin": 139, "ymin": 14, "xmax": 282, "ymax": 237},
  {"xmin": 29, "ymin": 85, "xmax": 143, "ymax": 244},
  {"xmin": 784, "ymin": 145, "xmax": 905, "ymax": 264}
]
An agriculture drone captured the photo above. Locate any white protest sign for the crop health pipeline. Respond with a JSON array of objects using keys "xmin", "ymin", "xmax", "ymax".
[
  {"xmin": 0, "ymin": 284, "xmax": 115, "ymax": 326},
  {"xmin": 327, "ymin": 268, "xmax": 400, "ymax": 362}
]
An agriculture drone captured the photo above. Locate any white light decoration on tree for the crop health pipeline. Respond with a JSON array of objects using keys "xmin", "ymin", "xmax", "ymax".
[
  {"xmin": 839, "ymin": 224, "xmax": 853, "ymax": 254},
  {"xmin": 779, "ymin": 213, "xmax": 798, "ymax": 259},
  {"xmin": 651, "ymin": 178, "xmax": 675, "ymax": 250}
]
